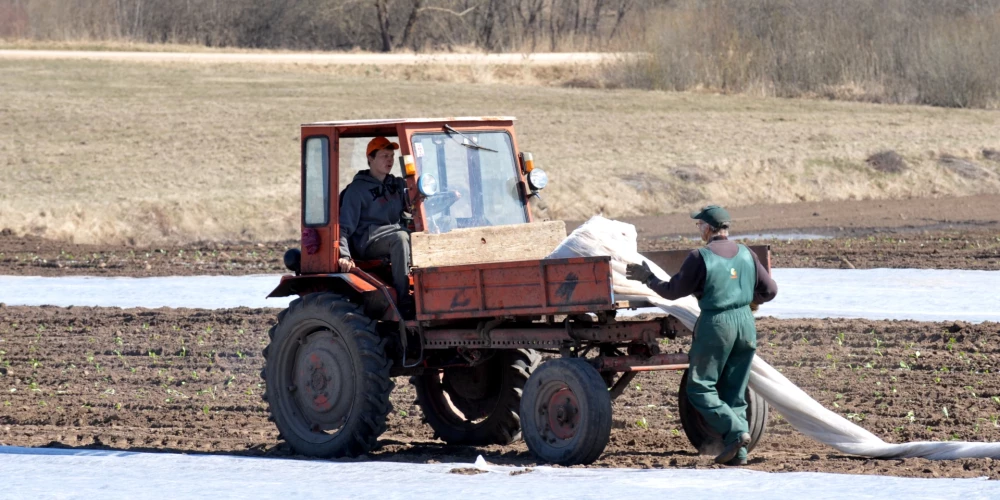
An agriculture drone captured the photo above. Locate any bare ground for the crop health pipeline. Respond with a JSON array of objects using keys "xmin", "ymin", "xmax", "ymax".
[
  {"xmin": 1, "ymin": 198, "xmax": 997, "ymax": 477},
  {"xmin": 1, "ymin": 195, "xmax": 997, "ymax": 276},
  {"xmin": 1, "ymin": 305, "xmax": 999, "ymax": 479}
]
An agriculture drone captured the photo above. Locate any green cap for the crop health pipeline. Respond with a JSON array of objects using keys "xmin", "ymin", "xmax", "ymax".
[{"xmin": 690, "ymin": 204, "xmax": 731, "ymax": 229}]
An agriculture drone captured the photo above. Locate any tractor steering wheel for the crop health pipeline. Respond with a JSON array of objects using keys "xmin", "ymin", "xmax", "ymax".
[{"xmin": 421, "ymin": 190, "xmax": 462, "ymax": 216}]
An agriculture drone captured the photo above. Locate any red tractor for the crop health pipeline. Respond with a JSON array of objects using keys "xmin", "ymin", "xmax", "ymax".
[{"xmin": 262, "ymin": 117, "xmax": 770, "ymax": 465}]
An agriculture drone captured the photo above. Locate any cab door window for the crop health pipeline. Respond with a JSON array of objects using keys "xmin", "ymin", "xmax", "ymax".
[{"xmin": 303, "ymin": 136, "xmax": 329, "ymax": 226}]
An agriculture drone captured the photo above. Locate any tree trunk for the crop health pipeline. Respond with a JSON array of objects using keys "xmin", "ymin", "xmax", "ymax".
[
  {"xmin": 526, "ymin": 0, "xmax": 544, "ymax": 51},
  {"xmin": 591, "ymin": 0, "xmax": 605, "ymax": 36},
  {"xmin": 573, "ymin": 0, "xmax": 580, "ymax": 34},
  {"xmin": 375, "ymin": 0, "xmax": 392, "ymax": 52},
  {"xmin": 549, "ymin": 0, "xmax": 558, "ymax": 51},
  {"xmin": 400, "ymin": 0, "xmax": 423, "ymax": 50},
  {"xmin": 483, "ymin": 0, "xmax": 497, "ymax": 51},
  {"xmin": 609, "ymin": 0, "xmax": 631, "ymax": 39}
]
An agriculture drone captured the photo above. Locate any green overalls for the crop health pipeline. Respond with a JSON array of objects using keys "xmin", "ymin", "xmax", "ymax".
[{"xmin": 686, "ymin": 244, "xmax": 757, "ymax": 461}]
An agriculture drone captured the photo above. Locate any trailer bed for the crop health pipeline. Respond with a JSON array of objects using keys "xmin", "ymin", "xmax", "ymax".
[{"xmin": 412, "ymin": 256, "xmax": 614, "ymax": 321}]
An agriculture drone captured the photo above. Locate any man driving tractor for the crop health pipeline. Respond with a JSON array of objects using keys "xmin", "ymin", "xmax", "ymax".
[
  {"xmin": 337, "ymin": 136, "xmax": 415, "ymax": 316},
  {"xmin": 626, "ymin": 205, "xmax": 778, "ymax": 466}
]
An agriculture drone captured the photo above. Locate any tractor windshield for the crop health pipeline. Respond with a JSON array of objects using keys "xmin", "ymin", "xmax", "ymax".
[{"xmin": 412, "ymin": 131, "xmax": 527, "ymax": 234}]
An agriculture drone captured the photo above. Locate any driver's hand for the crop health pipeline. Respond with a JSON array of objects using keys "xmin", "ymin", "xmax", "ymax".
[
  {"xmin": 338, "ymin": 258, "xmax": 355, "ymax": 273},
  {"xmin": 626, "ymin": 261, "xmax": 654, "ymax": 284}
]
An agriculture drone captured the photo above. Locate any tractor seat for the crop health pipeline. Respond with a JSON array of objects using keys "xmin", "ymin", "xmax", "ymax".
[
  {"xmin": 352, "ymin": 255, "xmax": 400, "ymax": 304},
  {"xmin": 340, "ymin": 189, "xmax": 393, "ymax": 274},
  {"xmin": 354, "ymin": 256, "xmax": 391, "ymax": 272}
]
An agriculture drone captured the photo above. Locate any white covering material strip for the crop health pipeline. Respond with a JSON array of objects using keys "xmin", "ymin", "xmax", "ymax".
[{"xmin": 550, "ymin": 216, "xmax": 1000, "ymax": 461}]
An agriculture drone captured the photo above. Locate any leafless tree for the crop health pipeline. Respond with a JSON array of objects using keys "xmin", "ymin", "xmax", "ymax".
[{"xmin": 10, "ymin": 0, "xmax": 651, "ymax": 51}]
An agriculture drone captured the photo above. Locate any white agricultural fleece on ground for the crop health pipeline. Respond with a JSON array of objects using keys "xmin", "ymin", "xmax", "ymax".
[{"xmin": 548, "ymin": 215, "xmax": 1000, "ymax": 460}]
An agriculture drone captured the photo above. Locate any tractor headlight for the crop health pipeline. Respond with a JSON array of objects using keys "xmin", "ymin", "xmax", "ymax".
[
  {"xmin": 528, "ymin": 168, "xmax": 548, "ymax": 191},
  {"xmin": 417, "ymin": 174, "xmax": 439, "ymax": 197}
]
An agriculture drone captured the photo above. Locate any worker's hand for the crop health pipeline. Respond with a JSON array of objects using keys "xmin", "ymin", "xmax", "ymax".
[
  {"xmin": 626, "ymin": 261, "xmax": 654, "ymax": 284},
  {"xmin": 338, "ymin": 257, "xmax": 355, "ymax": 273},
  {"xmin": 749, "ymin": 301, "xmax": 760, "ymax": 312}
]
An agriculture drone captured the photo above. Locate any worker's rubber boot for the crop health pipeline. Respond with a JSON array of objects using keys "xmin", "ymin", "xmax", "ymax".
[
  {"xmin": 715, "ymin": 432, "xmax": 750, "ymax": 464},
  {"xmin": 725, "ymin": 447, "xmax": 749, "ymax": 466}
]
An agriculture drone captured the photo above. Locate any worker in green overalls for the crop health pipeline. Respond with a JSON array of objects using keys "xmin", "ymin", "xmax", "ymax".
[{"xmin": 627, "ymin": 205, "xmax": 778, "ymax": 465}]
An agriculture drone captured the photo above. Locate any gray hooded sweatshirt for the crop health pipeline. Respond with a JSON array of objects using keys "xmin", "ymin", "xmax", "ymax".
[{"xmin": 338, "ymin": 170, "xmax": 407, "ymax": 259}]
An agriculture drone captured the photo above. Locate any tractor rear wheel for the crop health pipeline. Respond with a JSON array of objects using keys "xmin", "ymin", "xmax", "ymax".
[
  {"xmin": 261, "ymin": 293, "xmax": 394, "ymax": 458},
  {"xmin": 412, "ymin": 349, "xmax": 540, "ymax": 445},
  {"xmin": 520, "ymin": 358, "xmax": 612, "ymax": 466},
  {"xmin": 677, "ymin": 368, "xmax": 768, "ymax": 454}
]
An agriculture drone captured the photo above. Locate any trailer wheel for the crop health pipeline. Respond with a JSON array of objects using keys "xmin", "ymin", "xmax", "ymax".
[
  {"xmin": 261, "ymin": 293, "xmax": 394, "ymax": 458},
  {"xmin": 678, "ymin": 368, "xmax": 768, "ymax": 453},
  {"xmin": 412, "ymin": 349, "xmax": 540, "ymax": 445},
  {"xmin": 521, "ymin": 358, "xmax": 612, "ymax": 466}
]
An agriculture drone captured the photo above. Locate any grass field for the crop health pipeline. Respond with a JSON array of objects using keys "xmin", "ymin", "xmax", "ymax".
[{"xmin": 2, "ymin": 57, "xmax": 999, "ymax": 245}]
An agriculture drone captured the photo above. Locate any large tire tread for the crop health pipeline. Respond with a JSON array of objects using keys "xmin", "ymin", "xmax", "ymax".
[
  {"xmin": 521, "ymin": 358, "xmax": 613, "ymax": 466},
  {"xmin": 678, "ymin": 369, "xmax": 768, "ymax": 453},
  {"xmin": 413, "ymin": 349, "xmax": 540, "ymax": 446},
  {"xmin": 261, "ymin": 292, "xmax": 394, "ymax": 458}
]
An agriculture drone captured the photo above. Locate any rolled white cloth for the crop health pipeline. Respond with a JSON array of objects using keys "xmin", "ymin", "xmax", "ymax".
[{"xmin": 547, "ymin": 215, "xmax": 1000, "ymax": 460}]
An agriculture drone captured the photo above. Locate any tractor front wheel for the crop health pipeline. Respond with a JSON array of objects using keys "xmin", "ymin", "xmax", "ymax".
[
  {"xmin": 261, "ymin": 293, "xmax": 394, "ymax": 458},
  {"xmin": 520, "ymin": 358, "xmax": 612, "ymax": 466},
  {"xmin": 677, "ymin": 368, "xmax": 769, "ymax": 454}
]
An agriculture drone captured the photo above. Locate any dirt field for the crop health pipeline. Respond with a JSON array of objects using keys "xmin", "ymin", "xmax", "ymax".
[
  {"xmin": 1, "ymin": 305, "xmax": 998, "ymax": 479},
  {"xmin": 2, "ymin": 195, "xmax": 997, "ymax": 276},
  {"xmin": 0, "ymin": 197, "xmax": 997, "ymax": 477},
  {"xmin": 2, "ymin": 228, "xmax": 997, "ymax": 277}
]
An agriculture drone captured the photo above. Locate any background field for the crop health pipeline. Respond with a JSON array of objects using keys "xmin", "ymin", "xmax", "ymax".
[{"xmin": 1, "ymin": 57, "xmax": 999, "ymax": 245}]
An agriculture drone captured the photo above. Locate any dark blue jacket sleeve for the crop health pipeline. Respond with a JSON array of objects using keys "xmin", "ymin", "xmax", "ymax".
[
  {"xmin": 646, "ymin": 250, "xmax": 704, "ymax": 301},
  {"xmin": 750, "ymin": 251, "xmax": 778, "ymax": 303}
]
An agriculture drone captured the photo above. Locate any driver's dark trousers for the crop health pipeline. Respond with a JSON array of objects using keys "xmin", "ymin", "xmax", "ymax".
[{"xmin": 358, "ymin": 229, "xmax": 411, "ymax": 303}]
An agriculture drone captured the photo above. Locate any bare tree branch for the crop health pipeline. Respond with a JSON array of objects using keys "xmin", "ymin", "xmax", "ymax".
[
  {"xmin": 374, "ymin": 0, "xmax": 391, "ymax": 52},
  {"xmin": 419, "ymin": 6, "xmax": 477, "ymax": 18},
  {"xmin": 401, "ymin": 0, "xmax": 423, "ymax": 49}
]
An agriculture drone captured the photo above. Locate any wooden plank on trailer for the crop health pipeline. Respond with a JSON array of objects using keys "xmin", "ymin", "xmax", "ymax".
[{"xmin": 411, "ymin": 220, "xmax": 567, "ymax": 268}]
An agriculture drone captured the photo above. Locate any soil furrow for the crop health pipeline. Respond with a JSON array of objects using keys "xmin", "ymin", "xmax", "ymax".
[{"xmin": 2, "ymin": 305, "xmax": 999, "ymax": 478}]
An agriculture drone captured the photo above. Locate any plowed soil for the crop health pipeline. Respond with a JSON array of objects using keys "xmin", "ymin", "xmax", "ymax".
[
  {"xmin": 1, "ymin": 195, "xmax": 998, "ymax": 477},
  {"xmin": 1, "ymin": 228, "xmax": 998, "ymax": 277},
  {"xmin": 2, "ymin": 305, "xmax": 1000, "ymax": 479},
  {"xmin": 1, "ymin": 196, "xmax": 997, "ymax": 275}
]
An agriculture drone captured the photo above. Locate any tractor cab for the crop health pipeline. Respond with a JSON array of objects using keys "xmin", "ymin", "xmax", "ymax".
[{"xmin": 290, "ymin": 117, "xmax": 547, "ymax": 277}]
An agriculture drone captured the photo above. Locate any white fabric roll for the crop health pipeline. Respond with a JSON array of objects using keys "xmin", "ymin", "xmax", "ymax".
[{"xmin": 548, "ymin": 215, "xmax": 1000, "ymax": 460}]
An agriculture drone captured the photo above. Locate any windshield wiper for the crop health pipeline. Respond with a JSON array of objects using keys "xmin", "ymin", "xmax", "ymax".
[{"xmin": 444, "ymin": 124, "xmax": 497, "ymax": 152}]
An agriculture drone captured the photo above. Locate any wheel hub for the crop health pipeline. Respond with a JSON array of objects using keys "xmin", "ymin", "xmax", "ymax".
[
  {"xmin": 544, "ymin": 387, "xmax": 580, "ymax": 440},
  {"xmin": 292, "ymin": 330, "xmax": 355, "ymax": 432},
  {"xmin": 310, "ymin": 365, "xmax": 328, "ymax": 392}
]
